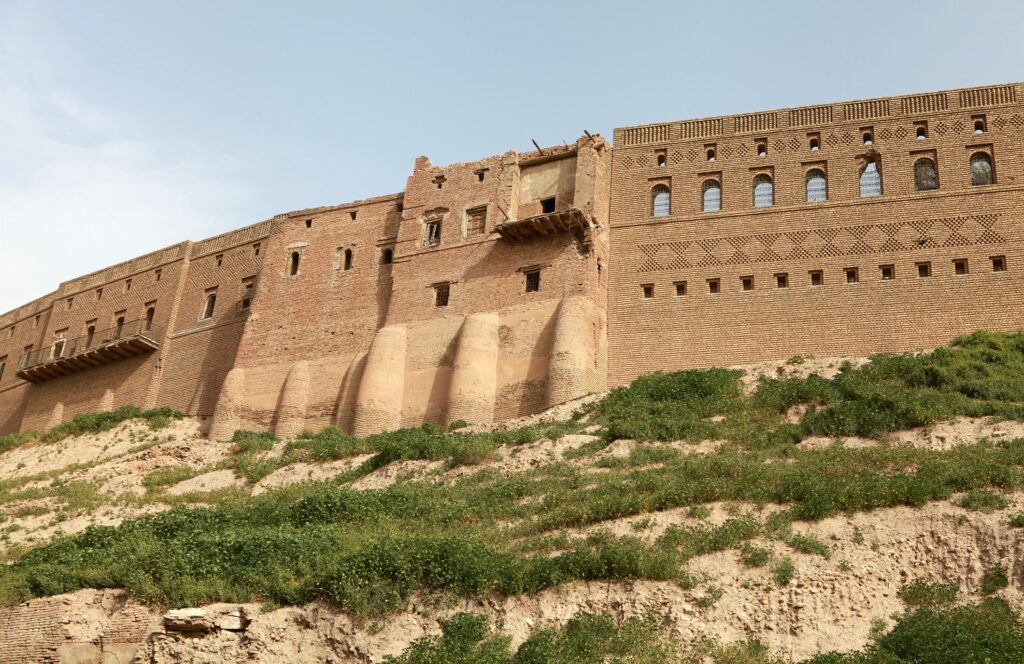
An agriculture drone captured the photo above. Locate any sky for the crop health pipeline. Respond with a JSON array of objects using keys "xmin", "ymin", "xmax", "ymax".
[{"xmin": 1, "ymin": 0, "xmax": 1022, "ymax": 313}]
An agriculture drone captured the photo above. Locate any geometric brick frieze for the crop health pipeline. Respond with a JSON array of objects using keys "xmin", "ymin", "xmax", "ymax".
[{"xmin": 637, "ymin": 214, "xmax": 1006, "ymax": 272}]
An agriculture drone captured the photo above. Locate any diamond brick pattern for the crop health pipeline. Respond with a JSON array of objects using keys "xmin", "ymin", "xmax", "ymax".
[{"xmin": 636, "ymin": 214, "xmax": 1006, "ymax": 272}]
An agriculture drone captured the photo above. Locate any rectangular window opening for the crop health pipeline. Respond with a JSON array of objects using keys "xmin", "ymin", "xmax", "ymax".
[
  {"xmin": 525, "ymin": 270, "xmax": 541, "ymax": 293},
  {"xmin": 845, "ymin": 267, "xmax": 859, "ymax": 284},
  {"xmin": 466, "ymin": 206, "xmax": 487, "ymax": 236},
  {"xmin": 992, "ymin": 255, "xmax": 1007, "ymax": 272},
  {"xmin": 241, "ymin": 277, "xmax": 255, "ymax": 309},
  {"xmin": 215, "ymin": 254, "xmax": 224, "ymax": 267},
  {"xmin": 674, "ymin": 281, "xmax": 687, "ymax": 297},
  {"xmin": 253, "ymin": 242, "xmax": 261, "ymax": 257},
  {"xmin": 641, "ymin": 283, "xmax": 654, "ymax": 299},
  {"xmin": 434, "ymin": 283, "xmax": 450, "ymax": 307},
  {"xmin": 953, "ymin": 259, "xmax": 969, "ymax": 276},
  {"xmin": 775, "ymin": 273, "xmax": 789, "ymax": 289},
  {"xmin": 809, "ymin": 270, "xmax": 823, "ymax": 287},
  {"xmin": 741, "ymin": 276, "xmax": 754, "ymax": 291},
  {"xmin": 880, "ymin": 264, "xmax": 895, "ymax": 281},
  {"xmin": 707, "ymin": 278, "xmax": 720, "ymax": 294},
  {"xmin": 424, "ymin": 220, "xmax": 442, "ymax": 247},
  {"xmin": 540, "ymin": 197, "xmax": 556, "ymax": 214},
  {"xmin": 917, "ymin": 262, "xmax": 932, "ymax": 278},
  {"xmin": 155, "ymin": 269, "xmax": 162, "ymax": 282},
  {"xmin": 125, "ymin": 278, "xmax": 132, "ymax": 292}
]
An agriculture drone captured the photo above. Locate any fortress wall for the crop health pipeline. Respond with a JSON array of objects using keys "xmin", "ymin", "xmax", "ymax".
[
  {"xmin": 0, "ymin": 295, "xmax": 53, "ymax": 434},
  {"xmin": 609, "ymin": 84, "xmax": 1024, "ymax": 384},
  {"xmin": 156, "ymin": 225, "xmax": 271, "ymax": 425}
]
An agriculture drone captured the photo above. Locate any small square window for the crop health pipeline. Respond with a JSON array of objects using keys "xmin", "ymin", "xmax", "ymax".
[
  {"xmin": 845, "ymin": 267, "xmax": 859, "ymax": 284},
  {"xmin": 880, "ymin": 264, "xmax": 894, "ymax": 281},
  {"xmin": 741, "ymin": 276, "xmax": 754, "ymax": 291},
  {"xmin": 540, "ymin": 197, "xmax": 556, "ymax": 214},
  {"xmin": 917, "ymin": 262, "xmax": 932, "ymax": 278},
  {"xmin": 434, "ymin": 283, "xmax": 450, "ymax": 307},
  {"xmin": 674, "ymin": 281, "xmax": 687, "ymax": 296},
  {"xmin": 809, "ymin": 270, "xmax": 823, "ymax": 287},
  {"xmin": 525, "ymin": 270, "xmax": 541, "ymax": 293},
  {"xmin": 642, "ymin": 283, "xmax": 654, "ymax": 299},
  {"xmin": 707, "ymin": 278, "xmax": 720, "ymax": 294},
  {"xmin": 305, "ymin": 219, "xmax": 312, "ymax": 229},
  {"xmin": 775, "ymin": 273, "xmax": 788, "ymax": 289},
  {"xmin": 350, "ymin": 211, "xmax": 357, "ymax": 221},
  {"xmin": 973, "ymin": 115, "xmax": 986, "ymax": 134},
  {"xmin": 953, "ymin": 259, "xmax": 969, "ymax": 275},
  {"xmin": 992, "ymin": 255, "xmax": 1007, "ymax": 272}
]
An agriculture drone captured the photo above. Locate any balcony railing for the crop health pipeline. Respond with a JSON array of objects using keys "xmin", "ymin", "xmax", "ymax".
[{"xmin": 16, "ymin": 318, "xmax": 162, "ymax": 383}]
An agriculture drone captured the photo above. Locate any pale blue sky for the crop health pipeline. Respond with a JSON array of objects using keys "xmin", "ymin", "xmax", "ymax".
[{"xmin": 1, "ymin": 0, "xmax": 1022, "ymax": 312}]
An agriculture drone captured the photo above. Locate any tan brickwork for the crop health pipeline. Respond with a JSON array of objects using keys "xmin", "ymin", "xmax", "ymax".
[
  {"xmin": 608, "ymin": 82, "xmax": 1024, "ymax": 385},
  {"xmin": 0, "ymin": 82, "xmax": 1020, "ymax": 438}
]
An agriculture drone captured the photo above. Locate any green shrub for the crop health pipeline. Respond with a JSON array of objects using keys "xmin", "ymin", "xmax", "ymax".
[
  {"xmin": 1009, "ymin": 512, "xmax": 1024, "ymax": 528},
  {"xmin": 981, "ymin": 565, "xmax": 1009, "ymax": 595},
  {"xmin": 771, "ymin": 557, "xmax": 796, "ymax": 585},
  {"xmin": 740, "ymin": 544, "xmax": 771, "ymax": 568},
  {"xmin": 878, "ymin": 599, "xmax": 1024, "ymax": 664},
  {"xmin": 956, "ymin": 489, "xmax": 1010, "ymax": 513},
  {"xmin": 898, "ymin": 580, "xmax": 960, "ymax": 608}
]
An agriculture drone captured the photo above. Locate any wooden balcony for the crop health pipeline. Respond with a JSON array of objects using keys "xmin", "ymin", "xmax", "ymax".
[
  {"xmin": 16, "ymin": 319, "xmax": 161, "ymax": 383},
  {"xmin": 494, "ymin": 207, "xmax": 596, "ymax": 241}
]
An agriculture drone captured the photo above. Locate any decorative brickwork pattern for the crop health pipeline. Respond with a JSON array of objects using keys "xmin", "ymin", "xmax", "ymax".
[{"xmin": 636, "ymin": 215, "xmax": 1006, "ymax": 272}]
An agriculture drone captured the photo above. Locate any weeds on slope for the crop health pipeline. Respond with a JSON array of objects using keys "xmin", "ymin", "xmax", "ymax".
[
  {"xmin": 5, "ymin": 332, "xmax": 1024, "ymax": 616},
  {"xmin": 594, "ymin": 330, "xmax": 1024, "ymax": 448},
  {"xmin": 384, "ymin": 599, "xmax": 1024, "ymax": 664}
]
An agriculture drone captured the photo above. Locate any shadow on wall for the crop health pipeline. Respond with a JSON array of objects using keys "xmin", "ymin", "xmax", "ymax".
[{"xmin": 165, "ymin": 319, "xmax": 248, "ymax": 426}]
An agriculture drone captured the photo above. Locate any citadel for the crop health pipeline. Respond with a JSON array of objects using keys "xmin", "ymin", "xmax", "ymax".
[{"xmin": 1, "ymin": 81, "xmax": 1022, "ymax": 438}]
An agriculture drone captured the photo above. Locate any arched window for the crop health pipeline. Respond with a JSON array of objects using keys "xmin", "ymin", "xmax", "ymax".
[
  {"xmin": 289, "ymin": 251, "xmax": 300, "ymax": 276},
  {"xmin": 144, "ymin": 307, "xmax": 156, "ymax": 331},
  {"xmin": 651, "ymin": 185, "xmax": 670, "ymax": 217},
  {"xmin": 344, "ymin": 248, "xmax": 353, "ymax": 270},
  {"xmin": 701, "ymin": 180, "xmax": 721, "ymax": 212},
  {"xmin": 970, "ymin": 153, "xmax": 994, "ymax": 186},
  {"xmin": 202, "ymin": 294, "xmax": 216, "ymax": 320},
  {"xmin": 753, "ymin": 175, "xmax": 774, "ymax": 208},
  {"xmin": 859, "ymin": 161, "xmax": 882, "ymax": 197},
  {"xmin": 114, "ymin": 316, "xmax": 125, "ymax": 338},
  {"xmin": 806, "ymin": 170, "xmax": 827, "ymax": 202},
  {"xmin": 914, "ymin": 158, "xmax": 938, "ymax": 191},
  {"xmin": 381, "ymin": 248, "xmax": 394, "ymax": 265},
  {"xmin": 809, "ymin": 138, "xmax": 819, "ymax": 152}
]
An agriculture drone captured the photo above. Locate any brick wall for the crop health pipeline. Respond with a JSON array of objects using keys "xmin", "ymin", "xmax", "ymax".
[{"xmin": 608, "ymin": 82, "xmax": 1024, "ymax": 385}]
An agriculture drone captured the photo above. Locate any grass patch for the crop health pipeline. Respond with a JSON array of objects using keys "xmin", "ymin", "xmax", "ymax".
[
  {"xmin": 0, "ymin": 431, "xmax": 38, "ymax": 455},
  {"xmin": 40, "ymin": 406, "xmax": 184, "ymax": 443},
  {"xmin": 956, "ymin": 489, "xmax": 1010, "ymax": 513},
  {"xmin": 231, "ymin": 430, "xmax": 278, "ymax": 454},
  {"xmin": 740, "ymin": 543, "xmax": 771, "ymax": 568},
  {"xmin": 143, "ymin": 465, "xmax": 196, "ymax": 490},
  {"xmin": 898, "ymin": 580, "xmax": 960, "ymax": 608}
]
